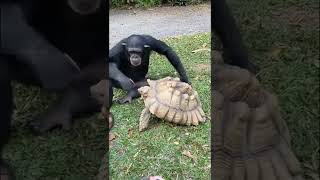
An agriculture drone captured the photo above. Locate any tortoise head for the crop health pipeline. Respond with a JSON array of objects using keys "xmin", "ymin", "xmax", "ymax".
[{"xmin": 138, "ymin": 86, "xmax": 150, "ymax": 98}]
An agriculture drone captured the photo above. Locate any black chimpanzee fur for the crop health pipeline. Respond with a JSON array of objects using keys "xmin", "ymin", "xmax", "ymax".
[
  {"xmin": 213, "ymin": 0, "xmax": 258, "ymax": 73},
  {"xmin": 109, "ymin": 34, "xmax": 190, "ymax": 104},
  {"xmin": 0, "ymin": 0, "xmax": 107, "ymax": 178}
]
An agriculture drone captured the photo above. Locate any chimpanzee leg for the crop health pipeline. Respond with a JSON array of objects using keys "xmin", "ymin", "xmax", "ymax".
[
  {"xmin": 29, "ymin": 61, "xmax": 106, "ymax": 134},
  {"xmin": 0, "ymin": 60, "xmax": 14, "ymax": 180},
  {"xmin": 117, "ymin": 78, "xmax": 148, "ymax": 104}
]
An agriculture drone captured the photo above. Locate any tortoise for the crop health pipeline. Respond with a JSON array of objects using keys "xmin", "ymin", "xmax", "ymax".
[
  {"xmin": 211, "ymin": 51, "xmax": 305, "ymax": 180},
  {"xmin": 137, "ymin": 77, "xmax": 206, "ymax": 131}
]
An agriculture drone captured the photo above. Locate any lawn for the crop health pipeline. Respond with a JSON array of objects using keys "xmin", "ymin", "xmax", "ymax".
[
  {"xmin": 2, "ymin": 33, "xmax": 211, "ymax": 180},
  {"xmin": 226, "ymin": 0, "xmax": 319, "ymax": 178},
  {"xmin": 3, "ymin": 83, "xmax": 108, "ymax": 179},
  {"xmin": 109, "ymin": 33, "xmax": 211, "ymax": 179}
]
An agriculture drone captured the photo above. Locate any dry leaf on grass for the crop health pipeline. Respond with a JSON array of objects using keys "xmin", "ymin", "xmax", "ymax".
[
  {"xmin": 109, "ymin": 132, "xmax": 116, "ymax": 142},
  {"xmin": 182, "ymin": 150, "xmax": 196, "ymax": 163},
  {"xmin": 192, "ymin": 48, "xmax": 210, "ymax": 53},
  {"xmin": 128, "ymin": 128, "xmax": 134, "ymax": 138},
  {"xmin": 267, "ymin": 46, "xmax": 287, "ymax": 60},
  {"xmin": 202, "ymin": 43, "xmax": 208, "ymax": 48}
]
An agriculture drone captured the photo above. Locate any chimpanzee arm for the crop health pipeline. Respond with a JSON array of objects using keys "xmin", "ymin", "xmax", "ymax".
[
  {"xmin": 109, "ymin": 39, "xmax": 127, "ymax": 61},
  {"xmin": 0, "ymin": 60, "xmax": 13, "ymax": 153},
  {"xmin": 144, "ymin": 35, "xmax": 190, "ymax": 84},
  {"xmin": 213, "ymin": 0, "xmax": 249, "ymax": 68},
  {"xmin": 109, "ymin": 62, "xmax": 134, "ymax": 91}
]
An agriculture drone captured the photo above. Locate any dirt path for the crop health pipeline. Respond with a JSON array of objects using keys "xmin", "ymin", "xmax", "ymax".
[{"xmin": 109, "ymin": 3, "xmax": 211, "ymax": 47}]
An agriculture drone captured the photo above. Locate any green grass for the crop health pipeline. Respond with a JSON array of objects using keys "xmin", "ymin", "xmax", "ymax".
[
  {"xmin": 110, "ymin": 33, "xmax": 211, "ymax": 179},
  {"xmin": 2, "ymin": 33, "xmax": 210, "ymax": 180},
  {"xmin": 3, "ymin": 83, "xmax": 108, "ymax": 180},
  {"xmin": 226, "ymin": 0, "xmax": 319, "ymax": 178}
]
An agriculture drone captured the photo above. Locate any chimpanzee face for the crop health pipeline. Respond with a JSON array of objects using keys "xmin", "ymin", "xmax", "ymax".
[
  {"xmin": 122, "ymin": 42, "xmax": 150, "ymax": 67},
  {"xmin": 67, "ymin": 0, "xmax": 101, "ymax": 15}
]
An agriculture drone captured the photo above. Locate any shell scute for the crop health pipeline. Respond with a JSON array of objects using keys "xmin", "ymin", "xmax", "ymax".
[{"xmin": 138, "ymin": 77, "xmax": 206, "ymax": 127}]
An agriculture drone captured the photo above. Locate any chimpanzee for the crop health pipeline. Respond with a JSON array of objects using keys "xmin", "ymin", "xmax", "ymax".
[
  {"xmin": 213, "ymin": 0, "xmax": 258, "ymax": 73},
  {"xmin": 0, "ymin": 0, "xmax": 107, "ymax": 179},
  {"xmin": 109, "ymin": 34, "xmax": 190, "ymax": 104}
]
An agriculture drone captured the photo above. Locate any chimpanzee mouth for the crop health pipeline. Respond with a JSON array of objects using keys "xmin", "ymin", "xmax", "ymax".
[{"xmin": 131, "ymin": 61, "xmax": 141, "ymax": 66}]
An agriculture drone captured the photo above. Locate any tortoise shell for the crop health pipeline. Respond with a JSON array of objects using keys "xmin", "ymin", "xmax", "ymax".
[{"xmin": 138, "ymin": 77, "xmax": 206, "ymax": 126}]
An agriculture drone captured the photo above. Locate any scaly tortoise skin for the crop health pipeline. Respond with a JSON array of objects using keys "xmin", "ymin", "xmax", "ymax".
[{"xmin": 138, "ymin": 77, "xmax": 206, "ymax": 131}]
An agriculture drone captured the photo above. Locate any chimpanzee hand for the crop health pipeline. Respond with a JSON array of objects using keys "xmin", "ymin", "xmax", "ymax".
[
  {"xmin": 109, "ymin": 63, "xmax": 135, "ymax": 91},
  {"xmin": 119, "ymin": 78, "xmax": 135, "ymax": 91},
  {"xmin": 117, "ymin": 94, "xmax": 133, "ymax": 104},
  {"xmin": 180, "ymin": 76, "xmax": 191, "ymax": 85}
]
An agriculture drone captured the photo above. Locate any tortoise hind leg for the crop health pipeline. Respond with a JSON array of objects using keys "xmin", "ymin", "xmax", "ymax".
[{"xmin": 139, "ymin": 108, "xmax": 151, "ymax": 132}]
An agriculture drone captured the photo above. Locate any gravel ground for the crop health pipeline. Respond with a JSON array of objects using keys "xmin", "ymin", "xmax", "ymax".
[{"xmin": 109, "ymin": 3, "xmax": 211, "ymax": 47}]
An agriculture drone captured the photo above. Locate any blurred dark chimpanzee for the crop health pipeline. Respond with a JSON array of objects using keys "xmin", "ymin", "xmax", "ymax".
[
  {"xmin": 0, "ymin": 0, "xmax": 107, "ymax": 179},
  {"xmin": 109, "ymin": 34, "xmax": 190, "ymax": 104},
  {"xmin": 213, "ymin": 0, "xmax": 258, "ymax": 73}
]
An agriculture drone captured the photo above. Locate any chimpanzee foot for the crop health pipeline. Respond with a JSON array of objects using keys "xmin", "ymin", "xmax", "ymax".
[
  {"xmin": 117, "ymin": 95, "xmax": 133, "ymax": 104},
  {"xmin": 29, "ymin": 109, "xmax": 72, "ymax": 135},
  {"xmin": 0, "ymin": 161, "xmax": 15, "ymax": 180}
]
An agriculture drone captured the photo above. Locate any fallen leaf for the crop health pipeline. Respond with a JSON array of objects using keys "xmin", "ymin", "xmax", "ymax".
[
  {"xmin": 289, "ymin": 13, "xmax": 304, "ymax": 26},
  {"xmin": 182, "ymin": 150, "xmax": 196, "ymax": 163},
  {"xmin": 268, "ymin": 47, "xmax": 285, "ymax": 59},
  {"xmin": 192, "ymin": 48, "xmax": 210, "ymax": 53},
  {"xmin": 128, "ymin": 128, "xmax": 134, "ymax": 138},
  {"xmin": 109, "ymin": 133, "xmax": 116, "ymax": 142}
]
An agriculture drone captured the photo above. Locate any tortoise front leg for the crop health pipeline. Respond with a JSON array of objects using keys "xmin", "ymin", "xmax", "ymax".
[{"xmin": 139, "ymin": 108, "xmax": 152, "ymax": 132}]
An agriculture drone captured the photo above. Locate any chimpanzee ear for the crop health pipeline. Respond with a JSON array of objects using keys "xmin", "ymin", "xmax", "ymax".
[{"xmin": 144, "ymin": 45, "xmax": 150, "ymax": 49}]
